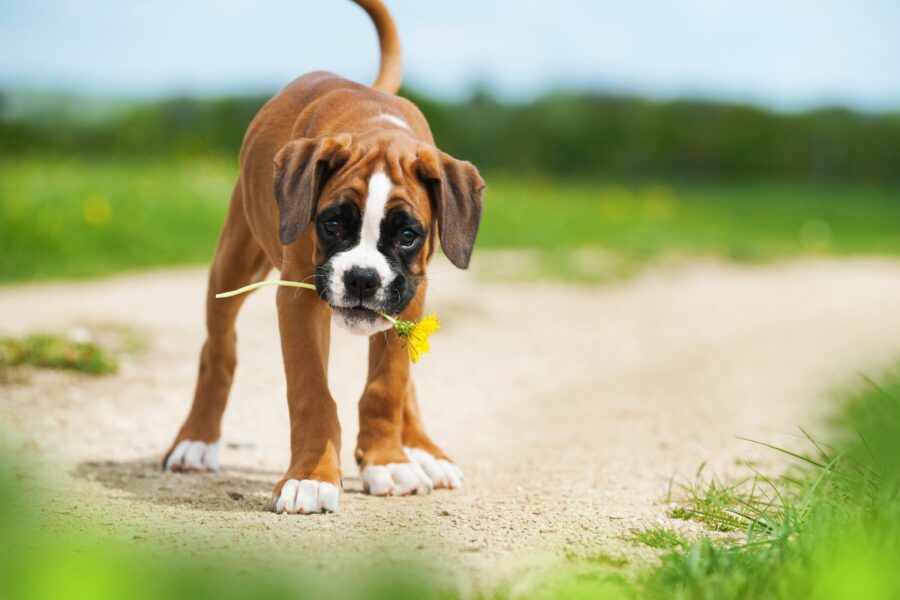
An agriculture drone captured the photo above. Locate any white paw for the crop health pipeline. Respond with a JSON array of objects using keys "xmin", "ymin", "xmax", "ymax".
[
  {"xmin": 361, "ymin": 462, "xmax": 433, "ymax": 496},
  {"xmin": 164, "ymin": 440, "xmax": 220, "ymax": 472},
  {"xmin": 404, "ymin": 447, "xmax": 463, "ymax": 489},
  {"xmin": 273, "ymin": 479, "xmax": 340, "ymax": 514}
]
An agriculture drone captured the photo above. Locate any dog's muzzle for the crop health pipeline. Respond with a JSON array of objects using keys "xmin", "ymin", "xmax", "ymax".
[{"xmin": 326, "ymin": 266, "xmax": 394, "ymax": 335}]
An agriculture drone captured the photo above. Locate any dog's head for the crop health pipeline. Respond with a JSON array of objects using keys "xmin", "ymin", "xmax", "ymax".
[{"xmin": 273, "ymin": 132, "xmax": 484, "ymax": 335}]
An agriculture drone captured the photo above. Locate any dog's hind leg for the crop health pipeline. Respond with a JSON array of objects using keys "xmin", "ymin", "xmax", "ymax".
[
  {"xmin": 400, "ymin": 381, "xmax": 463, "ymax": 490},
  {"xmin": 164, "ymin": 185, "xmax": 270, "ymax": 472},
  {"xmin": 354, "ymin": 287, "xmax": 462, "ymax": 495},
  {"xmin": 354, "ymin": 330, "xmax": 432, "ymax": 497}
]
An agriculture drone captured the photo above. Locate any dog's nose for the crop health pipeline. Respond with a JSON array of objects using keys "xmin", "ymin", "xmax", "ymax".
[{"xmin": 344, "ymin": 267, "xmax": 380, "ymax": 301}]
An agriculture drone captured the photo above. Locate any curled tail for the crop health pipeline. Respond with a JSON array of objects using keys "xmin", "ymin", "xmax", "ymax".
[{"xmin": 352, "ymin": 0, "xmax": 403, "ymax": 94}]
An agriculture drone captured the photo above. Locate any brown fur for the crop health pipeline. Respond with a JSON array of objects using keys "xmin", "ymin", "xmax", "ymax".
[{"xmin": 164, "ymin": 1, "xmax": 483, "ymax": 505}]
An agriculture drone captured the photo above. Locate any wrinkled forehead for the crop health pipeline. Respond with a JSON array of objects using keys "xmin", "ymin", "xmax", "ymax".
[{"xmin": 318, "ymin": 156, "xmax": 432, "ymax": 226}]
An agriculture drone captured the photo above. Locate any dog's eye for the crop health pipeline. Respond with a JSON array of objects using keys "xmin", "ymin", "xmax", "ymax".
[
  {"xmin": 397, "ymin": 228, "xmax": 418, "ymax": 248},
  {"xmin": 322, "ymin": 219, "xmax": 342, "ymax": 237}
]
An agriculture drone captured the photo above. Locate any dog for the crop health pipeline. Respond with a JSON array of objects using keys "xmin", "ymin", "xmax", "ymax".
[{"xmin": 162, "ymin": 0, "xmax": 484, "ymax": 515}]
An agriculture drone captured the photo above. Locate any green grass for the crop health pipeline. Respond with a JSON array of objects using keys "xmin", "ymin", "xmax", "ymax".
[
  {"xmin": 630, "ymin": 527, "xmax": 689, "ymax": 551},
  {"xmin": 2, "ymin": 157, "xmax": 900, "ymax": 285},
  {"xmin": 479, "ymin": 173, "xmax": 900, "ymax": 281},
  {"xmin": 537, "ymin": 365, "xmax": 900, "ymax": 599},
  {"xmin": 0, "ymin": 157, "xmax": 234, "ymax": 284},
  {"xmin": 0, "ymin": 333, "xmax": 118, "ymax": 375},
  {"xmin": 665, "ymin": 464, "xmax": 765, "ymax": 533},
  {"xmin": 640, "ymin": 367, "xmax": 900, "ymax": 600}
]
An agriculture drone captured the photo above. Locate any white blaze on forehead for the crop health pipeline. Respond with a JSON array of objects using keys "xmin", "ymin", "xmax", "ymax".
[
  {"xmin": 360, "ymin": 171, "xmax": 392, "ymax": 253},
  {"xmin": 378, "ymin": 113, "xmax": 411, "ymax": 130},
  {"xmin": 328, "ymin": 171, "xmax": 395, "ymax": 303}
]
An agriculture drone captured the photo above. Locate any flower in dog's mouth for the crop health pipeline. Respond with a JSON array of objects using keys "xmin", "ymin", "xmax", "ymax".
[
  {"xmin": 215, "ymin": 280, "xmax": 440, "ymax": 363},
  {"xmin": 388, "ymin": 313, "xmax": 440, "ymax": 363}
]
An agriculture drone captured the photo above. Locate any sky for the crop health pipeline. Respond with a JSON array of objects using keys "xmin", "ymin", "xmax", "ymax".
[{"xmin": 1, "ymin": 0, "xmax": 899, "ymax": 110}]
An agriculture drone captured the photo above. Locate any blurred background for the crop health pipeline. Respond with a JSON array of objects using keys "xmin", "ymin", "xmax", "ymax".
[{"xmin": 2, "ymin": 0, "xmax": 899, "ymax": 284}]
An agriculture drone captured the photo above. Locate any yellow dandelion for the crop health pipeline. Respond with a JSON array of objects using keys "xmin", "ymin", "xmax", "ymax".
[
  {"xmin": 215, "ymin": 281, "xmax": 441, "ymax": 364},
  {"xmin": 392, "ymin": 313, "xmax": 441, "ymax": 363},
  {"xmin": 83, "ymin": 194, "xmax": 112, "ymax": 227}
]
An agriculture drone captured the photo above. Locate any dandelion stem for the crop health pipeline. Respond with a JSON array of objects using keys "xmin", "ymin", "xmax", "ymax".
[
  {"xmin": 214, "ymin": 280, "xmax": 316, "ymax": 299},
  {"xmin": 215, "ymin": 280, "xmax": 397, "ymax": 324}
]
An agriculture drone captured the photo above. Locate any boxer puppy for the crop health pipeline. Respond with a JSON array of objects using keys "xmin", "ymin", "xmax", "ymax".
[{"xmin": 163, "ymin": 0, "xmax": 484, "ymax": 515}]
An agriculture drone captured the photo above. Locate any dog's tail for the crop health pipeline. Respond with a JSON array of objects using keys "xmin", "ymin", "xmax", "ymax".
[{"xmin": 353, "ymin": 0, "xmax": 402, "ymax": 95}]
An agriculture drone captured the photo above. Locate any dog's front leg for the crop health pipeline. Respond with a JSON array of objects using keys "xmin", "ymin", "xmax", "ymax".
[
  {"xmin": 271, "ymin": 285, "xmax": 342, "ymax": 514},
  {"xmin": 355, "ymin": 331, "xmax": 432, "ymax": 496},
  {"xmin": 355, "ymin": 292, "xmax": 435, "ymax": 496}
]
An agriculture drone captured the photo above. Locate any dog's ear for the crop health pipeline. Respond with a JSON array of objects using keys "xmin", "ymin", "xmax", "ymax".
[
  {"xmin": 273, "ymin": 134, "xmax": 352, "ymax": 246},
  {"xmin": 416, "ymin": 146, "xmax": 485, "ymax": 269}
]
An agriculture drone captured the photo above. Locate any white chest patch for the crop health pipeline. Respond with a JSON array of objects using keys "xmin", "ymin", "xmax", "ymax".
[
  {"xmin": 378, "ymin": 113, "xmax": 411, "ymax": 130},
  {"xmin": 328, "ymin": 171, "xmax": 396, "ymax": 315}
]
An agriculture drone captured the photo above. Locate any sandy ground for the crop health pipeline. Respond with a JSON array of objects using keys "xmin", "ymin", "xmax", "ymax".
[{"xmin": 3, "ymin": 257, "xmax": 900, "ymax": 590}]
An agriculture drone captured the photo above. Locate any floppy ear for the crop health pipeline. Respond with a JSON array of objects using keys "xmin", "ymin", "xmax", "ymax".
[
  {"xmin": 273, "ymin": 134, "xmax": 352, "ymax": 246},
  {"xmin": 416, "ymin": 147, "xmax": 486, "ymax": 269}
]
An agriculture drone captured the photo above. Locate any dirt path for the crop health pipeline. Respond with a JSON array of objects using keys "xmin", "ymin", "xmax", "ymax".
[{"xmin": 3, "ymin": 257, "xmax": 900, "ymax": 589}]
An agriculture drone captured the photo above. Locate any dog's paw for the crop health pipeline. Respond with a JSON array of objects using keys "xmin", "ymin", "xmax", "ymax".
[
  {"xmin": 361, "ymin": 462, "xmax": 433, "ymax": 496},
  {"xmin": 404, "ymin": 447, "xmax": 463, "ymax": 489},
  {"xmin": 273, "ymin": 479, "xmax": 340, "ymax": 514},
  {"xmin": 164, "ymin": 440, "xmax": 220, "ymax": 472}
]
